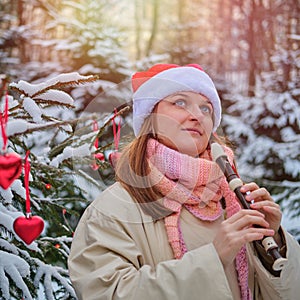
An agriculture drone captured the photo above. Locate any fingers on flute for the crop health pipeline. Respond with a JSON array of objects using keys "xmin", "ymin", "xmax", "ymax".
[
  {"xmin": 250, "ymin": 201, "xmax": 282, "ymax": 218},
  {"xmin": 240, "ymin": 182, "xmax": 259, "ymax": 193},
  {"xmin": 248, "ymin": 189, "xmax": 272, "ymax": 202},
  {"xmin": 227, "ymin": 209, "xmax": 265, "ymax": 225},
  {"xmin": 250, "ymin": 200, "xmax": 279, "ymax": 210},
  {"xmin": 226, "ymin": 210, "xmax": 274, "ymax": 235},
  {"xmin": 241, "ymin": 183, "xmax": 273, "ymax": 203}
]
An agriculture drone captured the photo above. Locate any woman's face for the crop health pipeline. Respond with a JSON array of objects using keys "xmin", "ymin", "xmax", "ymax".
[{"xmin": 153, "ymin": 91, "xmax": 214, "ymax": 157}]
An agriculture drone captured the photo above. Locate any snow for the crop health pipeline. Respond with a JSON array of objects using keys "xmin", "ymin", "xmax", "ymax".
[
  {"xmin": 78, "ymin": 64, "xmax": 102, "ymax": 74},
  {"xmin": 289, "ymin": 34, "xmax": 300, "ymax": 40},
  {"xmin": 31, "ymin": 39, "xmax": 59, "ymax": 47},
  {"xmin": 280, "ymin": 127, "xmax": 296, "ymax": 142},
  {"xmin": 0, "ymin": 203, "xmax": 15, "ymax": 229},
  {"xmin": 50, "ymin": 143, "xmax": 91, "ymax": 167},
  {"xmin": 36, "ymin": 89, "xmax": 74, "ymax": 105},
  {"xmin": 284, "ymin": 158, "xmax": 300, "ymax": 178},
  {"xmin": 33, "ymin": 262, "xmax": 77, "ymax": 299},
  {"xmin": 6, "ymin": 119, "xmax": 28, "ymax": 136},
  {"xmin": 10, "ymin": 179, "xmax": 26, "ymax": 199},
  {"xmin": 10, "ymin": 72, "xmax": 95, "ymax": 98},
  {"xmin": 55, "ymin": 41, "xmax": 82, "ymax": 51},
  {"xmin": 0, "ymin": 251, "xmax": 32, "ymax": 300},
  {"xmin": 23, "ymin": 97, "xmax": 43, "ymax": 123}
]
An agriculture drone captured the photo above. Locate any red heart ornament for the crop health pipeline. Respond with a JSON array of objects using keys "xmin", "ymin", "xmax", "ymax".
[
  {"xmin": 0, "ymin": 153, "xmax": 22, "ymax": 189},
  {"xmin": 108, "ymin": 151, "xmax": 121, "ymax": 168},
  {"xmin": 13, "ymin": 215, "xmax": 44, "ymax": 245},
  {"xmin": 91, "ymin": 152, "xmax": 105, "ymax": 170}
]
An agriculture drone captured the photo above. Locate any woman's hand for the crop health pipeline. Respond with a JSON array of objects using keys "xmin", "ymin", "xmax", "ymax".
[
  {"xmin": 213, "ymin": 209, "xmax": 275, "ymax": 267},
  {"xmin": 240, "ymin": 182, "xmax": 282, "ymax": 234}
]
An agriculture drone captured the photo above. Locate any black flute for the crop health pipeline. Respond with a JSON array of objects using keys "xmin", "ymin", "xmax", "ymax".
[{"xmin": 211, "ymin": 143, "xmax": 287, "ymax": 271}]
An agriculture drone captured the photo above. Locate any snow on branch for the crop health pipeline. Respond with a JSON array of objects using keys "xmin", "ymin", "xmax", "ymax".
[
  {"xmin": 33, "ymin": 260, "xmax": 77, "ymax": 299},
  {"xmin": 0, "ymin": 251, "xmax": 32, "ymax": 300},
  {"xmin": 6, "ymin": 115, "xmax": 95, "ymax": 138},
  {"xmin": 35, "ymin": 89, "xmax": 74, "ymax": 106},
  {"xmin": 9, "ymin": 72, "xmax": 98, "ymax": 104}
]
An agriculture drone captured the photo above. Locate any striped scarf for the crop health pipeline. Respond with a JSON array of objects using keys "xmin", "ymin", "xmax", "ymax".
[{"xmin": 146, "ymin": 138, "xmax": 251, "ymax": 300}]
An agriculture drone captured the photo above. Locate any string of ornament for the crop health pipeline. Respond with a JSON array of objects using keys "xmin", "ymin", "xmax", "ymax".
[
  {"xmin": 0, "ymin": 89, "xmax": 44, "ymax": 244},
  {"xmin": 0, "ymin": 90, "xmax": 22, "ymax": 189},
  {"xmin": 13, "ymin": 151, "xmax": 44, "ymax": 245},
  {"xmin": 91, "ymin": 108, "xmax": 122, "ymax": 170}
]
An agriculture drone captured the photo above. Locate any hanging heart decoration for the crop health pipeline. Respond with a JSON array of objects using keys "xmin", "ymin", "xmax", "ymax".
[
  {"xmin": 108, "ymin": 151, "xmax": 121, "ymax": 169},
  {"xmin": 0, "ymin": 91, "xmax": 22, "ymax": 189},
  {"xmin": 13, "ymin": 151, "xmax": 44, "ymax": 244},
  {"xmin": 94, "ymin": 152, "xmax": 105, "ymax": 161},
  {"xmin": 0, "ymin": 153, "xmax": 22, "ymax": 189},
  {"xmin": 13, "ymin": 215, "xmax": 44, "ymax": 245}
]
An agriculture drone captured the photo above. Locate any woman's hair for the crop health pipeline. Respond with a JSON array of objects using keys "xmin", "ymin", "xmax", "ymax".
[
  {"xmin": 115, "ymin": 111, "xmax": 232, "ymax": 220},
  {"xmin": 115, "ymin": 115, "xmax": 172, "ymax": 220}
]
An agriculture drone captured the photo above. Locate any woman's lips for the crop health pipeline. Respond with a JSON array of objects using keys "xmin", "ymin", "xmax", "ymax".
[{"xmin": 183, "ymin": 128, "xmax": 203, "ymax": 135}]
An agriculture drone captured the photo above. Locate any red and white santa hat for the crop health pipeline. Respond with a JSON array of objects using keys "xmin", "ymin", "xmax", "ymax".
[{"xmin": 132, "ymin": 63, "xmax": 221, "ymax": 136}]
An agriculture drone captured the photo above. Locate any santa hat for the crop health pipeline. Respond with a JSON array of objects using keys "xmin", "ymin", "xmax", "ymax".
[{"xmin": 132, "ymin": 64, "xmax": 221, "ymax": 136}]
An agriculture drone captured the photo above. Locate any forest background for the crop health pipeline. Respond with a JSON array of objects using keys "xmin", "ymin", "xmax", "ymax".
[{"xmin": 0, "ymin": 0, "xmax": 299, "ymax": 299}]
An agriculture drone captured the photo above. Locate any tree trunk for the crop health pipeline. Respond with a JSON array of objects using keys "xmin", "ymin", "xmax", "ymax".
[
  {"xmin": 247, "ymin": 0, "xmax": 256, "ymax": 97},
  {"xmin": 145, "ymin": 0, "xmax": 159, "ymax": 57},
  {"xmin": 134, "ymin": 0, "xmax": 142, "ymax": 60}
]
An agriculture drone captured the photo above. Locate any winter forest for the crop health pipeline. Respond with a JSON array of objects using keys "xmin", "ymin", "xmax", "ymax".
[{"xmin": 0, "ymin": 0, "xmax": 299, "ymax": 299}]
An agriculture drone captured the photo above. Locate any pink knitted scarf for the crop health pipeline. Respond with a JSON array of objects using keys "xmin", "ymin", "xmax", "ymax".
[{"xmin": 146, "ymin": 138, "xmax": 251, "ymax": 300}]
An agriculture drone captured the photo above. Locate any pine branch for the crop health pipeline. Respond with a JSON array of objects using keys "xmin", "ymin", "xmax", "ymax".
[
  {"xmin": 31, "ymin": 75, "xmax": 99, "ymax": 98},
  {"xmin": 8, "ymin": 113, "xmax": 98, "ymax": 138},
  {"xmin": 32, "ymin": 197, "xmax": 88, "ymax": 204},
  {"xmin": 9, "ymin": 74, "xmax": 99, "ymax": 98},
  {"xmin": 48, "ymin": 117, "xmax": 100, "ymax": 159},
  {"xmin": 95, "ymin": 141, "xmax": 114, "ymax": 153},
  {"xmin": 29, "ymin": 98, "xmax": 75, "ymax": 109}
]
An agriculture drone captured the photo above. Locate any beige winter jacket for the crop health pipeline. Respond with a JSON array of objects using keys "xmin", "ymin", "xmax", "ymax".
[{"xmin": 68, "ymin": 182, "xmax": 300, "ymax": 300}]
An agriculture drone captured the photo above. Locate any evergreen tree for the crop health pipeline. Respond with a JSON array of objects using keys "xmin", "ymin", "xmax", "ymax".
[
  {"xmin": 0, "ymin": 72, "xmax": 125, "ymax": 299},
  {"xmin": 221, "ymin": 68, "xmax": 300, "ymax": 240}
]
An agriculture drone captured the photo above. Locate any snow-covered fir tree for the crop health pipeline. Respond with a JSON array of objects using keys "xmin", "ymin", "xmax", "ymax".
[
  {"xmin": 0, "ymin": 72, "xmax": 129, "ymax": 299},
  {"xmin": 222, "ymin": 63, "xmax": 300, "ymax": 240}
]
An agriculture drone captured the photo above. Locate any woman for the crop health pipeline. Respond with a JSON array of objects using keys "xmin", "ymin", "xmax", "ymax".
[{"xmin": 68, "ymin": 64, "xmax": 300, "ymax": 300}]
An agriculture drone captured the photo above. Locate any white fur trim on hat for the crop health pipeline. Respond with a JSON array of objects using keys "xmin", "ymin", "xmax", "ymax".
[{"xmin": 132, "ymin": 66, "xmax": 221, "ymax": 136}]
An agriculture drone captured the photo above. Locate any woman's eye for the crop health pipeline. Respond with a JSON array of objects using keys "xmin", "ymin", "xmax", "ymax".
[
  {"xmin": 174, "ymin": 99, "xmax": 186, "ymax": 107},
  {"xmin": 200, "ymin": 105, "xmax": 212, "ymax": 114}
]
